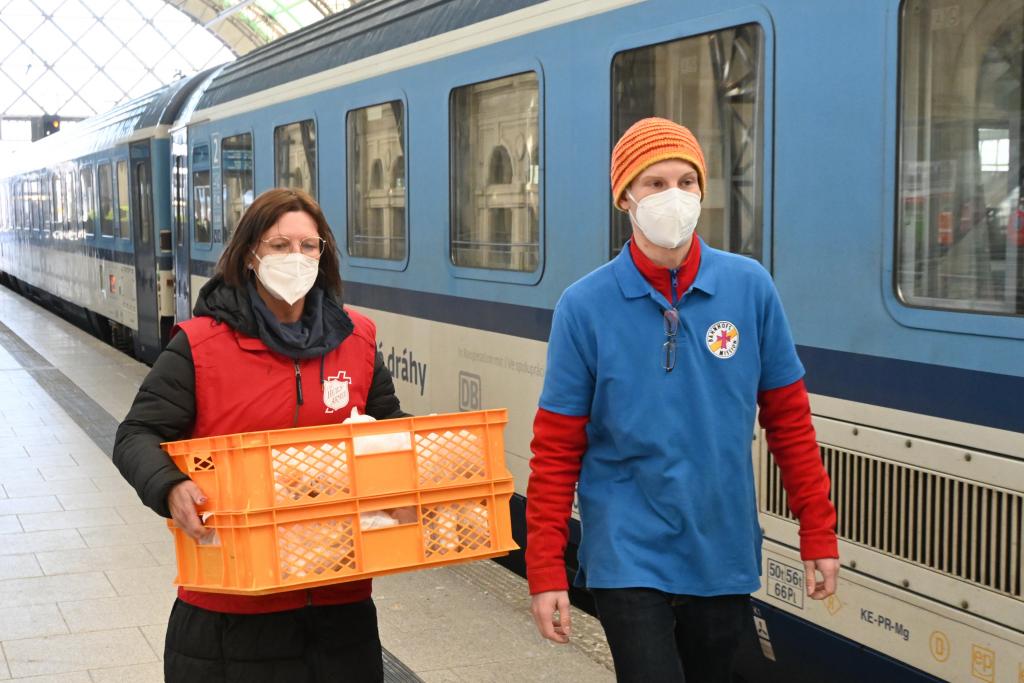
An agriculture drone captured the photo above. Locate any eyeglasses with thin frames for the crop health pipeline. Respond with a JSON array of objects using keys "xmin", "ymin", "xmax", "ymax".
[
  {"xmin": 663, "ymin": 308, "xmax": 679, "ymax": 372},
  {"xmin": 260, "ymin": 236, "xmax": 326, "ymax": 258}
]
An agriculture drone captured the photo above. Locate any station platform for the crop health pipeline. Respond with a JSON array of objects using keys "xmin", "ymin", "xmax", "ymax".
[{"xmin": 0, "ymin": 285, "xmax": 614, "ymax": 682}]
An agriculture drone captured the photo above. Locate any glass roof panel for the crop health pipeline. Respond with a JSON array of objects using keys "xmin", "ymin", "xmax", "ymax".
[
  {"xmin": 50, "ymin": 1, "xmax": 97, "ymax": 42},
  {"xmin": 0, "ymin": 0, "xmax": 234, "ymax": 119},
  {"xmin": 0, "ymin": 0, "xmax": 363, "ymax": 152},
  {"xmin": 0, "ymin": 73, "xmax": 20, "ymax": 112}
]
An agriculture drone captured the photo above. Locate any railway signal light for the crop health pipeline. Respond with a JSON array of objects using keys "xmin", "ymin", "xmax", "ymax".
[{"xmin": 42, "ymin": 115, "xmax": 61, "ymax": 136}]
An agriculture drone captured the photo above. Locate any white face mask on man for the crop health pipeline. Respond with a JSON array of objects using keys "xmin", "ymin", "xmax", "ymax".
[
  {"xmin": 251, "ymin": 252, "xmax": 319, "ymax": 305},
  {"xmin": 627, "ymin": 188, "xmax": 701, "ymax": 249}
]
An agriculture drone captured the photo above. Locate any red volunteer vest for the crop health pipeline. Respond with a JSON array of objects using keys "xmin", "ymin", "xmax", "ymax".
[{"xmin": 174, "ymin": 308, "xmax": 378, "ymax": 614}]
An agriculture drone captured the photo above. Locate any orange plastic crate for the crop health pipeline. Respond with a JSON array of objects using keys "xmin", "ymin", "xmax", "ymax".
[
  {"xmin": 171, "ymin": 480, "xmax": 516, "ymax": 595},
  {"xmin": 163, "ymin": 409, "xmax": 511, "ymax": 512},
  {"xmin": 162, "ymin": 409, "xmax": 519, "ymax": 594}
]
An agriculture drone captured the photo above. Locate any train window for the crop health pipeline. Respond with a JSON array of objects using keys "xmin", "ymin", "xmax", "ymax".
[
  {"xmin": 16, "ymin": 181, "xmax": 24, "ymax": 229},
  {"xmin": 450, "ymin": 72, "xmax": 540, "ymax": 272},
  {"xmin": 98, "ymin": 163, "xmax": 114, "ymax": 237},
  {"xmin": 46, "ymin": 176, "xmax": 55, "ymax": 231},
  {"xmin": 23, "ymin": 180, "xmax": 32, "ymax": 230},
  {"xmin": 135, "ymin": 162, "xmax": 154, "ymax": 244},
  {"xmin": 24, "ymin": 179, "xmax": 32, "ymax": 231},
  {"xmin": 18, "ymin": 180, "xmax": 26, "ymax": 230},
  {"xmin": 61, "ymin": 174, "xmax": 70, "ymax": 231},
  {"xmin": 24, "ymin": 180, "xmax": 32, "ymax": 230},
  {"xmin": 222, "ymin": 133, "xmax": 253, "ymax": 239},
  {"xmin": 347, "ymin": 101, "xmax": 406, "ymax": 260},
  {"xmin": 116, "ymin": 160, "xmax": 130, "ymax": 240},
  {"xmin": 18, "ymin": 182, "xmax": 23, "ymax": 230},
  {"xmin": 611, "ymin": 24, "xmax": 764, "ymax": 260},
  {"xmin": 898, "ymin": 0, "xmax": 1023, "ymax": 316},
  {"xmin": 275, "ymin": 120, "xmax": 317, "ymax": 199},
  {"xmin": 40, "ymin": 175, "xmax": 51, "ymax": 235},
  {"xmin": 22, "ymin": 180, "xmax": 29, "ymax": 230},
  {"xmin": 61, "ymin": 174, "xmax": 69, "ymax": 231},
  {"xmin": 27, "ymin": 180, "xmax": 35, "ymax": 230},
  {"xmin": 51, "ymin": 175, "xmax": 64, "ymax": 233},
  {"xmin": 33, "ymin": 178, "xmax": 43, "ymax": 231},
  {"xmin": 0, "ymin": 184, "xmax": 8, "ymax": 231},
  {"xmin": 46, "ymin": 176, "xmax": 55, "ymax": 233},
  {"xmin": 81, "ymin": 166, "xmax": 96, "ymax": 237},
  {"xmin": 193, "ymin": 169, "xmax": 212, "ymax": 244},
  {"xmin": 173, "ymin": 156, "xmax": 186, "ymax": 247},
  {"xmin": 65, "ymin": 170, "xmax": 78, "ymax": 235},
  {"xmin": 17, "ymin": 181, "xmax": 25, "ymax": 230}
]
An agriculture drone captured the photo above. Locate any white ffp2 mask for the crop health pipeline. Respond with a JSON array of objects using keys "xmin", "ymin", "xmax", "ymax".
[
  {"xmin": 251, "ymin": 252, "xmax": 319, "ymax": 305},
  {"xmin": 628, "ymin": 188, "xmax": 701, "ymax": 249}
]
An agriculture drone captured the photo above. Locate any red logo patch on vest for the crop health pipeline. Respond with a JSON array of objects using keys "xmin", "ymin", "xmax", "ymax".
[{"xmin": 323, "ymin": 370, "xmax": 352, "ymax": 413}]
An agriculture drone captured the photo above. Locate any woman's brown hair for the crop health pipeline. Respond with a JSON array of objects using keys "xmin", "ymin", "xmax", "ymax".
[{"xmin": 216, "ymin": 188, "xmax": 343, "ymax": 298}]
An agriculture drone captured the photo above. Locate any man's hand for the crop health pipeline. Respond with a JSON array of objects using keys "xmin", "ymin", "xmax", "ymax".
[
  {"xmin": 167, "ymin": 480, "xmax": 213, "ymax": 542},
  {"xmin": 804, "ymin": 558, "xmax": 839, "ymax": 599},
  {"xmin": 531, "ymin": 590, "xmax": 572, "ymax": 643}
]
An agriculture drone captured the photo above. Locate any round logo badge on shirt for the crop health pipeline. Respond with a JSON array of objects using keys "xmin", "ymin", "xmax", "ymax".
[{"xmin": 706, "ymin": 321, "xmax": 739, "ymax": 359}]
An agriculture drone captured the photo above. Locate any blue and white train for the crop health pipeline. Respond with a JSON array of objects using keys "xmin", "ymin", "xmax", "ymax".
[{"xmin": 2, "ymin": 1, "xmax": 1022, "ymax": 680}]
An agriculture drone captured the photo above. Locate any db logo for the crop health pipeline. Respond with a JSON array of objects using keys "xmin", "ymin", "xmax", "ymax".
[{"xmin": 459, "ymin": 371, "xmax": 481, "ymax": 411}]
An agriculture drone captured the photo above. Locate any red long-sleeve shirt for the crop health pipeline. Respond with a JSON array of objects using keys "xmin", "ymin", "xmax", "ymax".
[{"xmin": 525, "ymin": 239, "xmax": 838, "ymax": 594}]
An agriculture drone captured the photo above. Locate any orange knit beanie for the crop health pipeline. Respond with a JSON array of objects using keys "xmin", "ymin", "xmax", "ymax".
[{"xmin": 610, "ymin": 117, "xmax": 707, "ymax": 209}]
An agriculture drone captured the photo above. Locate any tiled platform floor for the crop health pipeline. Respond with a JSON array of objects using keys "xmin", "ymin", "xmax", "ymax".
[{"xmin": 0, "ymin": 284, "xmax": 613, "ymax": 682}]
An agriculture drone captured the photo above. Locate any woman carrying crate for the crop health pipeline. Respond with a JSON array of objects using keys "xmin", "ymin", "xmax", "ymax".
[{"xmin": 113, "ymin": 188, "xmax": 407, "ymax": 682}]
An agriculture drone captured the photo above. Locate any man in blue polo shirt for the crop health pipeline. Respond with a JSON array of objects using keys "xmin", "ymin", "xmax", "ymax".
[{"xmin": 526, "ymin": 118, "xmax": 839, "ymax": 682}]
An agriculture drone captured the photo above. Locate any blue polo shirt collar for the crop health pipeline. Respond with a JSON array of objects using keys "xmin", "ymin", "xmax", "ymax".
[
  {"xmin": 690, "ymin": 239, "xmax": 718, "ymax": 296},
  {"xmin": 613, "ymin": 237, "xmax": 718, "ymax": 301}
]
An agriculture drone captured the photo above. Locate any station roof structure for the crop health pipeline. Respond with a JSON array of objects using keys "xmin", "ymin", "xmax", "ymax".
[
  {"xmin": 0, "ymin": 0, "xmax": 360, "ymax": 122},
  {"xmin": 167, "ymin": 0, "xmax": 360, "ymax": 55}
]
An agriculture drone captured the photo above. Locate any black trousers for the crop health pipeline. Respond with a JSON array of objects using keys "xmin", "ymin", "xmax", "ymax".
[
  {"xmin": 164, "ymin": 598, "xmax": 384, "ymax": 683},
  {"xmin": 591, "ymin": 589, "xmax": 749, "ymax": 683}
]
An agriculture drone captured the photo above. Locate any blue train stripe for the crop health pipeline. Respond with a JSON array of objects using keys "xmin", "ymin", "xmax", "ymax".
[
  {"xmin": 0, "ymin": 238, "xmax": 135, "ymax": 266},
  {"xmin": 345, "ymin": 281, "xmax": 554, "ymax": 344},
  {"xmin": 798, "ymin": 346, "xmax": 1023, "ymax": 434},
  {"xmin": 341, "ymin": 281, "xmax": 1020, "ymax": 433},
  {"xmin": 0, "ymin": 237, "xmax": 177, "ymax": 270}
]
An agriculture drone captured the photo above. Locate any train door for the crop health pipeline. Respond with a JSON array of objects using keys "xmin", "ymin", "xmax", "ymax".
[
  {"xmin": 128, "ymin": 140, "xmax": 161, "ymax": 364},
  {"xmin": 171, "ymin": 129, "xmax": 191, "ymax": 322}
]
